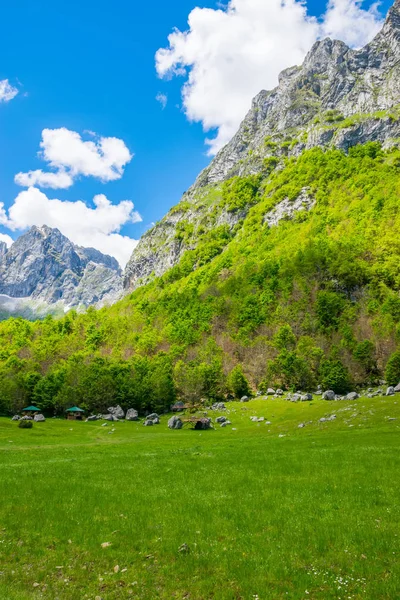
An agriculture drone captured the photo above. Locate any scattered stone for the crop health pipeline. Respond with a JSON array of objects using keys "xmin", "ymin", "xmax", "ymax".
[
  {"xmin": 11, "ymin": 415, "xmax": 20, "ymax": 421},
  {"xmin": 276, "ymin": 389, "xmax": 284, "ymax": 396},
  {"xmin": 34, "ymin": 414, "xmax": 45, "ymax": 422},
  {"xmin": 394, "ymin": 383, "xmax": 400, "ymax": 393},
  {"xmin": 86, "ymin": 415, "xmax": 99, "ymax": 422},
  {"xmin": 113, "ymin": 565, "xmax": 120, "ymax": 574},
  {"xmin": 250, "ymin": 416, "xmax": 258, "ymax": 422},
  {"xmin": 240, "ymin": 396, "xmax": 249, "ymax": 402},
  {"xmin": 266, "ymin": 388, "xmax": 275, "ymax": 395},
  {"xmin": 126, "ymin": 409, "xmax": 139, "ymax": 421},
  {"xmin": 258, "ymin": 417, "xmax": 265, "ymax": 422},
  {"xmin": 278, "ymin": 434, "xmax": 286, "ymax": 438},
  {"xmin": 298, "ymin": 423, "xmax": 305, "ymax": 428},
  {"xmin": 168, "ymin": 416, "xmax": 183, "ymax": 430},
  {"xmin": 256, "ymin": 390, "xmax": 263, "ymax": 397},
  {"xmin": 291, "ymin": 393, "xmax": 301, "ymax": 402},
  {"xmin": 101, "ymin": 423, "xmax": 108, "ymax": 427},
  {"xmin": 301, "ymin": 393, "xmax": 313, "ymax": 401},
  {"xmin": 265, "ymin": 421, "xmax": 272, "ymax": 425},
  {"xmin": 178, "ymin": 543, "xmax": 190, "ymax": 554},
  {"xmin": 322, "ymin": 390, "xmax": 335, "ymax": 401},
  {"xmin": 220, "ymin": 421, "xmax": 231, "ymax": 427},
  {"xmin": 146, "ymin": 413, "xmax": 160, "ymax": 424},
  {"xmin": 103, "ymin": 414, "xmax": 118, "ymax": 421},
  {"xmin": 108, "ymin": 405, "xmax": 125, "ymax": 419},
  {"xmin": 101, "ymin": 542, "xmax": 111, "ymax": 548},
  {"xmin": 20, "ymin": 415, "xmax": 33, "ymax": 421},
  {"xmin": 143, "ymin": 420, "xmax": 154, "ymax": 426},
  {"xmin": 346, "ymin": 392, "xmax": 359, "ymax": 401},
  {"xmin": 388, "ymin": 417, "xmax": 397, "ymax": 421},
  {"xmin": 216, "ymin": 416, "xmax": 227, "ymax": 424},
  {"xmin": 211, "ymin": 402, "xmax": 226, "ymax": 411},
  {"xmin": 386, "ymin": 386, "xmax": 395, "ymax": 396}
]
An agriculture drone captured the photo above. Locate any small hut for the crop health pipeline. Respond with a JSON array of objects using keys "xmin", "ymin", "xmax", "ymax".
[
  {"xmin": 22, "ymin": 405, "xmax": 40, "ymax": 416},
  {"xmin": 65, "ymin": 406, "xmax": 85, "ymax": 421}
]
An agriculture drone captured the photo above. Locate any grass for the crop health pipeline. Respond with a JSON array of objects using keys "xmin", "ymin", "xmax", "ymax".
[{"xmin": 0, "ymin": 396, "xmax": 400, "ymax": 600}]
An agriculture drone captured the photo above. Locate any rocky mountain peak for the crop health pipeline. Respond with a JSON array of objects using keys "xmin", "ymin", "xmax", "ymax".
[
  {"xmin": 0, "ymin": 225, "xmax": 123, "ymax": 312},
  {"xmin": 124, "ymin": 0, "xmax": 400, "ymax": 293}
]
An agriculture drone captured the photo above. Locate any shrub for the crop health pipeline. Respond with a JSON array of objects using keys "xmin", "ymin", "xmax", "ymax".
[
  {"xmin": 18, "ymin": 420, "xmax": 33, "ymax": 429},
  {"xmin": 319, "ymin": 359, "xmax": 351, "ymax": 394},
  {"xmin": 227, "ymin": 365, "xmax": 251, "ymax": 398},
  {"xmin": 385, "ymin": 350, "xmax": 400, "ymax": 386}
]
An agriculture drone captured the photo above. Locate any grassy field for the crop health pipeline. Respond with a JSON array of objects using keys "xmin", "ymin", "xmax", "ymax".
[{"xmin": 0, "ymin": 397, "xmax": 400, "ymax": 600}]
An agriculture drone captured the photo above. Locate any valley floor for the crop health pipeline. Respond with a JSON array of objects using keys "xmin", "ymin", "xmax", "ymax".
[{"xmin": 0, "ymin": 397, "xmax": 399, "ymax": 599}]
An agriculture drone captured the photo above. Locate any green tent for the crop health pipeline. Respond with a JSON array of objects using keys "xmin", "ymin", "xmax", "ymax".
[
  {"xmin": 66, "ymin": 407, "xmax": 85, "ymax": 413},
  {"xmin": 22, "ymin": 406, "xmax": 41, "ymax": 412}
]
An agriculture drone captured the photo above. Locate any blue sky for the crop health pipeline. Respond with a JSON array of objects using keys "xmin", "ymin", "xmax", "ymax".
[{"xmin": 0, "ymin": 0, "xmax": 392, "ymax": 265}]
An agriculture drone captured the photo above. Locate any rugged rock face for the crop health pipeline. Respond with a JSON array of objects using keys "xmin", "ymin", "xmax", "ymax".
[
  {"xmin": 124, "ymin": 0, "xmax": 400, "ymax": 291},
  {"xmin": 195, "ymin": 0, "xmax": 400, "ymax": 187},
  {"xmin": 0, "ymin": 225, "xmax": 122, "ymax": 311}
]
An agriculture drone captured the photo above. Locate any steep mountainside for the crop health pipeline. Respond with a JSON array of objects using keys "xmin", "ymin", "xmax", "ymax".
[
  {"xmin": 0, "ymin": 226, "xmax": 122, "ymax": 313},
  {"xmin": 124, "ymin": 0, "xmax": 400, "ymax": 291}
]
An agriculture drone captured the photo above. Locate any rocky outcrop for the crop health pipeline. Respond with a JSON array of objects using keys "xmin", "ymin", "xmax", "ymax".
[
  {"xmin": 0, "ymin": 226, "xmax": 123, "ymax": 312},
  {"xmin": 194, "ymin": 0, "xmax": 400, "ymax": 187}
]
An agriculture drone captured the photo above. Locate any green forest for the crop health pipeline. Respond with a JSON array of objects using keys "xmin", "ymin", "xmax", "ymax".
[{"xmin": 3, "ymin": 142, "xmax": 400, "ymax": 415}]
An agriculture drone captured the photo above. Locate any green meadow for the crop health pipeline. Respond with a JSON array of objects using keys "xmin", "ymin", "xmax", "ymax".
[{"xmin": 1, "ymin": 397, "xmax": 400, "ymax": 600}]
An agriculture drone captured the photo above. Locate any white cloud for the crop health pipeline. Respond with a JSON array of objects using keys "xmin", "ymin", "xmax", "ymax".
[
  {"xmin": 2, "ymin": 188, "xmax": 141, "ymax": 267},
  {"xmin": 156, "ymin": 92, "xmax": 168, "ymax": 109},
  {"xmin": 322, "ymin": 0, "xmax": 382, "ymax": 48},
  {"xmin": 14, "ymin": 169, "xmax": 74, "ymax": 189},
  {"xmin": 0, "ymin": 233, "xmax": 13, "ymax": 247},
  {"xmin": 156, "ymin": 0, "xmax": 384, "ymax": 154},
  {"xmin": 0, "ymin": 79, "xmax": 18, "ymax": 103},
  {"xmin": 15, "ymin": 128, "xmax": 133, "ymax": 189}
]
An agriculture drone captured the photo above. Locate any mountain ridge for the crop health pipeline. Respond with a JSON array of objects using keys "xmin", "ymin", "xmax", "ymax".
[
  {"xmin": 0, "ymin": 225, "xmax": 123, "ymax": 314},
  {"xmin": 124, "ymin": 0, "xmax": 400, "ymax": 291}
]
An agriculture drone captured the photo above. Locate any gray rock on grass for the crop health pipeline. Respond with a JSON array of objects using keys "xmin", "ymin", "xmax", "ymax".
[{"xmin": 126, "ymin": 409, "xmax": 139, "ymax": 421}]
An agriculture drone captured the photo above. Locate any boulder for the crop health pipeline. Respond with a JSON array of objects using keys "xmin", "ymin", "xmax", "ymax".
[
  {"xmin": 103, "ymin": 414, "xmax": 118, "ymax": 421},
  {"xmin": 386, "ymin": 386, "xmax": 395, "ymax": 396},
  {"xmin": 11, "ymin": 415, "xmax": 20, "ymax": 421},
  {"xmin": 276, "ymin": 389, "xmax": 284, "ymax": 396},
  {"xmin": 266, "ymin": 388, "xmax": 275, "ymax": 395},
  {"xmin": 298, "ymin": 423, "xmax": 305, "ymax": 428},
  {"xmin": 394, "ymin": 383, "xmax": 400, "ymax": 393},
  {"xmin": 34, "ymin": 414, "xmax": 45, "ymax": 422},
  {"xmin": 143, "ymin": 420, "xmax": 154, "ymax": 426},
  {"xmin": 20, "ymin": 415, "xmax": 33, "ymax": 421},
  {"xmin": 212, "ymin": 402, "xmax": 226, "ymax": 410},
  {"xmin": 250, "ymin": 416, "xmax": 258, "ymax": 422},
  {"xmin": 240, "ymin": 396, "xmax": 249, "ymax": 402},
  {"xmin": 108, "ymin": 405, "xmax": 125, "ymax": 419},
  {"xmin": 126, "ymin": 409, "xmax": 139, "ymax": 421},
  {"xmin": 291, "ymin": 393, "xmax": 301, "ymax": 402},
  {"xmin": 322, "ymin": 390, "xmax": 335, "ymax": 401},
  {"xmin": 256, "ymin": 391, "xmax": 263, "ymax": 397},
  {"xmin": 301, "ymin": 393, "xmax": 313, "ymax": 401},
  {"xmin": 346, "ymin": 392, "xmax": 359, "ymax": 401},
  {"xmin": 168, "ymin": 416, "xmax": 183, "ymax": 430},
  {"xmin": 195, "ymin": 418, "xmax": 212, "ymax": 430},
  {"xmin": 86, "ymin": 415, "xmax": 99, "ymax": 422},
  {"xmin": 216, "ymin": 416, "xmax": 227, "ymax": 424},
  {"xmin": 220, "ymin": 420, "xmax": 231, "ymax": 427},
  {"xmin": 146, "ymin": 413, "xmax": 160, "ymax": 424},
  {"xmin": 258, "ymin": 417, "xmax": 265, "ymax": 422}
]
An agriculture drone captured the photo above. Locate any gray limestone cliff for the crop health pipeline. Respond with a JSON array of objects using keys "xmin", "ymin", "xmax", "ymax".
[
  {"xmin": 124, "ymin": 0, "xmax": 400, "ymax": 291},
  {"xmin": 0, "ymin": 226, "xmax": 122, "ymax": 311}
]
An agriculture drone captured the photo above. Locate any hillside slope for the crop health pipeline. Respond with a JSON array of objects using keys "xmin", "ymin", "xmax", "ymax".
[
  {"xmin": 2, "ymin": 143, "xmax": 400, "ymax": 415},
  {"xmin": 124, "ymin": 0, "xmax": 400, "ymax": 291}
]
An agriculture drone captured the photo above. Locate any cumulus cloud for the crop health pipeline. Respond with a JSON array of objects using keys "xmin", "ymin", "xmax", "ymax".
[
  {"xmin": 0, "ymin": 233, "xmax": 13, "ymax": 247},
  {"xmin": 2, "ymin": 189, "xmax": 142, "ymax": 267},
  {"xmin": 15, "ymin": 128, "xmax": 133, "ymax": 189},
  {"xmin": 0, "ymin": 79, "xmax": 18, "ymax": 103},
  {"xmin": 156, "ymin": 92, "xmax": 168, "ymax": 109},
  {"xmin": 156, "ymin": 0, "xmax": 384, "ymax": 154}
]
